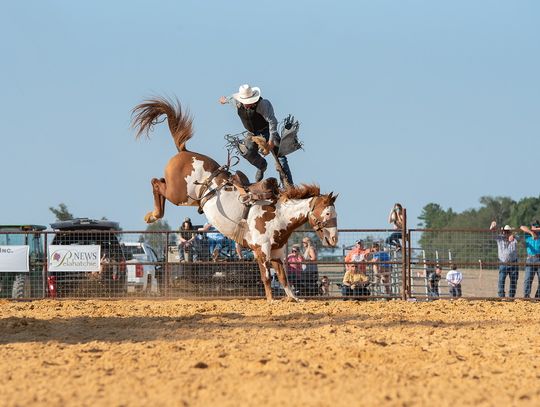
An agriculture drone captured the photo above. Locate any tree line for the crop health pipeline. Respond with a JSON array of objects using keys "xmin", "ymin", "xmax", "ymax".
[{"xmin": 416, "ymin": 195, "xmax": 540, "ymax": 266}]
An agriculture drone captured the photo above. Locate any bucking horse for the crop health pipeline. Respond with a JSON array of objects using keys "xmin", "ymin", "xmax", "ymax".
[{"xmin": 131, "ymin": 97, "xmax": 338, "ymax": 301}]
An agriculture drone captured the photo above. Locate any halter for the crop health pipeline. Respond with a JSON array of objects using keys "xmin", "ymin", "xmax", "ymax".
[{"xmin": 308, "ymin": 198, "xmax": 337, "ymax": 232}]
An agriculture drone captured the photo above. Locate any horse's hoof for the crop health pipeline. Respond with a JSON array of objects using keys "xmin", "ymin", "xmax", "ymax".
[{"xmin": 144, "ymin": 213, "xmax": 156, "ymax": 223}]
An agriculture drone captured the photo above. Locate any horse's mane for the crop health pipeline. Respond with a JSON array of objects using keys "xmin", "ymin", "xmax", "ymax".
[
  {"xmin": 131, "ymin": 97, "xmax": 193, "ymax": 152},
  {"xmin": 279, "ymin": 183, "xmax": 321, "ymax": 201}
]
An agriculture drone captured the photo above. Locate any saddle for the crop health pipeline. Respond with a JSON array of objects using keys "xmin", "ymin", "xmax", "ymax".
[{"xmin": 230, "ymin": 171, "xmax": 279, "ymax": 204}]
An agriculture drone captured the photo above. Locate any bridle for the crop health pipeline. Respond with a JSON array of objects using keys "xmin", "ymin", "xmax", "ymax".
[{"xmin": 308, "ymin": 198, "xmax": 337, "ymax": 232}]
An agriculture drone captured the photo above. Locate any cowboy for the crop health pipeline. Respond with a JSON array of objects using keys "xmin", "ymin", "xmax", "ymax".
[{"xmin": 219, "ymin": 84, "xmax": 294, "ymax": 185}]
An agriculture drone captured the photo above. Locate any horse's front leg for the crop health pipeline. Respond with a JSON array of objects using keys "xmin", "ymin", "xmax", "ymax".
[
  {"xmin": 144, "ymin": 178, "xmax": 167, "ymax": 223},
  {"xmin": 271, "ymin": 259, "xmax": 300, "ymax": 302}
]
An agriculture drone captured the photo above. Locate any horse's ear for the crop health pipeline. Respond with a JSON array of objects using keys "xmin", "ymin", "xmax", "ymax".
[{"xmin": 330, "ymin": 192, "xmax": 338, "ymax": 204}]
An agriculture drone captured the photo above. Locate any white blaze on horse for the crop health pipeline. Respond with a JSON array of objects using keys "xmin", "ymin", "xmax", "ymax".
[{"xmin": 132, "ymin": 97, "xmax": 338, "ymax": 301}]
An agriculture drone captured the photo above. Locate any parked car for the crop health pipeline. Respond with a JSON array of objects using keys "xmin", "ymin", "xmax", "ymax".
[
  {"xmin": 122, "ymin": 242, "xmax": 160, "ymax": 294},
  {"xmin": 0, "ymin": 224, "xmax": 46, "ymax": 298},
  {"xmin": 49, "ymin": 218, "xmax": 127, "ymax": 297}
]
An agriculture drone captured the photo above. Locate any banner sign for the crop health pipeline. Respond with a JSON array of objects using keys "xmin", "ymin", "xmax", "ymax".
[
  {"xmin": 0, "ymin": 246, "xmax": 29, "ymax": 272},
  {"xmin": 48, "ymin": 245, "xmax": 101, "ymax": 272}
]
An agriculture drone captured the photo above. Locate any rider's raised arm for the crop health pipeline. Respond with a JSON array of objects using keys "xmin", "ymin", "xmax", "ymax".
[
  {"xmin": 218, "ymin": 96, "xmax": 235, "ymax": 105},
  {"xmin": 257, "ymin": 99, "xmax": 279, "ymax": 143}
]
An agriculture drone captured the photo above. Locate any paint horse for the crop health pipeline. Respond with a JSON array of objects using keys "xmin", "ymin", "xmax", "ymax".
[{"xmin": 131, "ymin": 97, "xmax": 338, "ymax": 301}]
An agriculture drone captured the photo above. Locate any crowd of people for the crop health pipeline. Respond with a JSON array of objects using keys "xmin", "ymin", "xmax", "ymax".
[
  {"xmin": 176, "ymin": 218, "xmax": 243, "ymax": 262},
  {"xmin": 173, "ymin": 195, "xmax": 540, "ymax": 300}
]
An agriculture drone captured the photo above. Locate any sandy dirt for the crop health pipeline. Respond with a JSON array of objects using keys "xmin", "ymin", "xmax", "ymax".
[{"xmin": 1, "ymin": 299, "xmax": 539, "ymax": 407}]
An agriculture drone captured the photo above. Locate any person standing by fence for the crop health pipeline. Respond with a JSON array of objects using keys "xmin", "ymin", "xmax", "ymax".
[
  {"xmin": 370, "ymin": 243, "xmax": 392, "ymax": 295},
  {"xmin": 286, "ymin": 244, "xmax": 304, "ymax": 293},
  {"xmin": 301, "ymin": 237, "xmax": 319, "ymax": 295},
  {"xmin": 520, "ymin": 220, "xmax": 540, "ymax": 299},
  {"xmin": 427, "ymin": 266, "xmax": 442, "ymax": 298},
  {"xmin": 490, "ymin": 221, "xmax": 519, "ymax": 298},
  {"xmin": 446, "ymin": 265, "xmax": 463, "ymax": 298}
]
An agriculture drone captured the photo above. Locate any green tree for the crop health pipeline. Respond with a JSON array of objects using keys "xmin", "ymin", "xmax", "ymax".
[
  {"xmin": 479, "ymin": 196, "xmax": 515, "ymax": 226},
  {"xmin": 139, "ymin": 220, "xmax": 172, "ymax": 259},
  {"xmin": 508, "ymin": 196, "xmax": 540, "ymax": 228},
  {"xmin": 418, "ymin": 203, "xmax": 456, "ymax": 228},
  {"xmin": 49, "ymin": 203, "xmax": 74, "ymax": 221}
]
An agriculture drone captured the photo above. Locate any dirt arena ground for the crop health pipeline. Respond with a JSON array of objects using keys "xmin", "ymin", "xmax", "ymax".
[{"xmin": 1, "ymin": 299, "xmax": 539, "ymax": 407}]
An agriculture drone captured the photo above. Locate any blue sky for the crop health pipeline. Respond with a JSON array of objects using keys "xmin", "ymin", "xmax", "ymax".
[{"xmin": 1, "ymin": 1, "xmax": 539, "ymax": 231}]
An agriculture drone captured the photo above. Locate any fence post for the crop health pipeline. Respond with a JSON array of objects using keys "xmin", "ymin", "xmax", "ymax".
[
  {"xmin": 402, "ymin": 208, "xmax": 408, "ymax": 300},
  {"xmin": 164, "ymin": 230, "xmax": 170, "ymax": 298},
  {"xmin": 43, "ymin": 232, "xmax": 48, "ymax": 299}
]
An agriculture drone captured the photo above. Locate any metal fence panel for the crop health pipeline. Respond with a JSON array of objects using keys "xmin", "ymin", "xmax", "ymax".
[
  {"xmin": 409, "ymin": 229, "xmax": 539, "ymax": 299},
  {"xmin": 3, "ymin": 226, "xmax": 538, "ymax": 300}
]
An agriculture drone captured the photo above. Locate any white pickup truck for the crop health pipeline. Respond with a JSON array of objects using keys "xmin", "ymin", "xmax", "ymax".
[{"xmin": 123, "ymin": 242, "xmax": 160, "ymax": 294}]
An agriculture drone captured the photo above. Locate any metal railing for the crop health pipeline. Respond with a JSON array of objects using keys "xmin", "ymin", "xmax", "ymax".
[{"xmin": 1, "ymin": 222, "xmax": 538, "ymax": 300}]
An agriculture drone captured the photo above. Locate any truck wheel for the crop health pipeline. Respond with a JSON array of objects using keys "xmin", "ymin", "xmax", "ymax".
[{"xmin": 12, "ymin": 274, "xmax": 30, "ymax": 299}]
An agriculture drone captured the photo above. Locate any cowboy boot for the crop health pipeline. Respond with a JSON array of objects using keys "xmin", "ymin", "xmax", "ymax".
[{"xmin": 255, "ymin": 161, "xmax": 267, "ymax": 182}]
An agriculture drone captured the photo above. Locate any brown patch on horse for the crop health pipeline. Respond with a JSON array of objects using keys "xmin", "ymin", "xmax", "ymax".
[
  {"xmin": 131, "ymin": 97, "xmax": 194, "ymax": 152},
  {"xmin": 250, "ymin": 244, "xmax": 266, "ymax": 263},
  {"xmin": 271, "ymin": 215, "xmax": 308, "ymax": 250},
  {"xmin": 279, "ymin": 184, "xmax": 320, "ymax": 201},
  {"xmin": 254, "ymin": 206, "xmax": 276, "ymax": 234}
]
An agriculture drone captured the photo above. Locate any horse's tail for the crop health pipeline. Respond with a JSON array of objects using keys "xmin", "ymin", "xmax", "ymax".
[{"xmin": 131, "ymin": 97, "xmax": 193, "ymax": 152}]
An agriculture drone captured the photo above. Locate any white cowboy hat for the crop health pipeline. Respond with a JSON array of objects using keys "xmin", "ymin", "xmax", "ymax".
[
  {"xmin": 232, "ymin": 84, "xmax": 261, "ymax": 104},
  {"xmin": 502, "ymin": 225, "xmax": 513, "ymax": 231}
]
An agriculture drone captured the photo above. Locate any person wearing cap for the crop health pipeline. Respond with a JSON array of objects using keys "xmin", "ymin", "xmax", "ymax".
[
  {"xmin": 177, "ymin": 217, "xmax": 195, "ymax": 261},
  {"xmin": 490, "ymin": 221, "xmax": 519, "ymax": 298},
  {"xmin": 520, "ymin": 220, "xmax": 540, "ymax": 298},
  {"xmin": 219, "ymin": 84, "xmax": 293, "ymax": 185}
]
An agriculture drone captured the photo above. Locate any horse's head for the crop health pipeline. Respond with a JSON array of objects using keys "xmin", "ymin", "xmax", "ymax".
[{"xmin": 307, "ymin": 192, "xmax": 338, "ymax": 247}]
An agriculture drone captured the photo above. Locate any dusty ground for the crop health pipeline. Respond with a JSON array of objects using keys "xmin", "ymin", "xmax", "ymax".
[{"xmin": 1, "ymin": 299, "xmax": 539, "ymax": 407}]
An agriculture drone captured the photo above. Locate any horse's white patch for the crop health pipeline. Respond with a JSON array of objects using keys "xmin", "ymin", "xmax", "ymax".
[{"xmin": 183, "ymin": 158, "xmax": 213, "ymax": 204}]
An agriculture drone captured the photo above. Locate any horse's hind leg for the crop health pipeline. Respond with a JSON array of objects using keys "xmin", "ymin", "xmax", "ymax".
[
  {"xmin": 256, "ymin": 260, "xmax": 273, "ymax": 301},
  {"xmin": 144, "ymin": 178, "xmax": 167, "ymax": 223},
  {"xmin": 271, "ymin": 259, "xmax": 299, "ymax": 302}
]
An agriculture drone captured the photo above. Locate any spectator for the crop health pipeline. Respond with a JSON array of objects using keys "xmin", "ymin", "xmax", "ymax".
[
  {"xmin": 342, "ymin": 261, "xmax": 370, "ymax": 299},
  {"xmin": 319, "ymin": 275, "xmax": 330, "ymax": 296},
  {"xmin": 490, "ymin": 221, "xmax": 519, "ymax": 298},
  {"xmin": 286, "ymin": 244, "xmax": 304, "ymax": 291},
  {"xmin": 177, "ymin": 217, "xmax": 195, "ymax": 262},
  {"xmin": 199, "ymin": 223, "xmax": 227, "ymax": 261},
  {"xmin": 342, "ymin": 240, "xmax": 370, "ymax": 299},
  {"xmin": 344, "ymin": 240, "xmax": 369, "ymax": 275},
  {"xmin": 301, "ymin": 237, "xmax": 319, "ymax": 295},
  {"xmin": 370, "ymin": 243, "xmax": 392, "ymax": 295},
  {"xmin": 520, "ymin": 220, "xmax": 540, "ymax": 299},
  {"xmin": 446, "ymin": 265, "xmax": 463, "ymax": 298},
  {"xmin": 427, "ymin": 266, "xmax": 442, "ymax": 298},
  {"xmin": 386, "ymin": 203, "xmax": 404, "ymax": 251}
]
